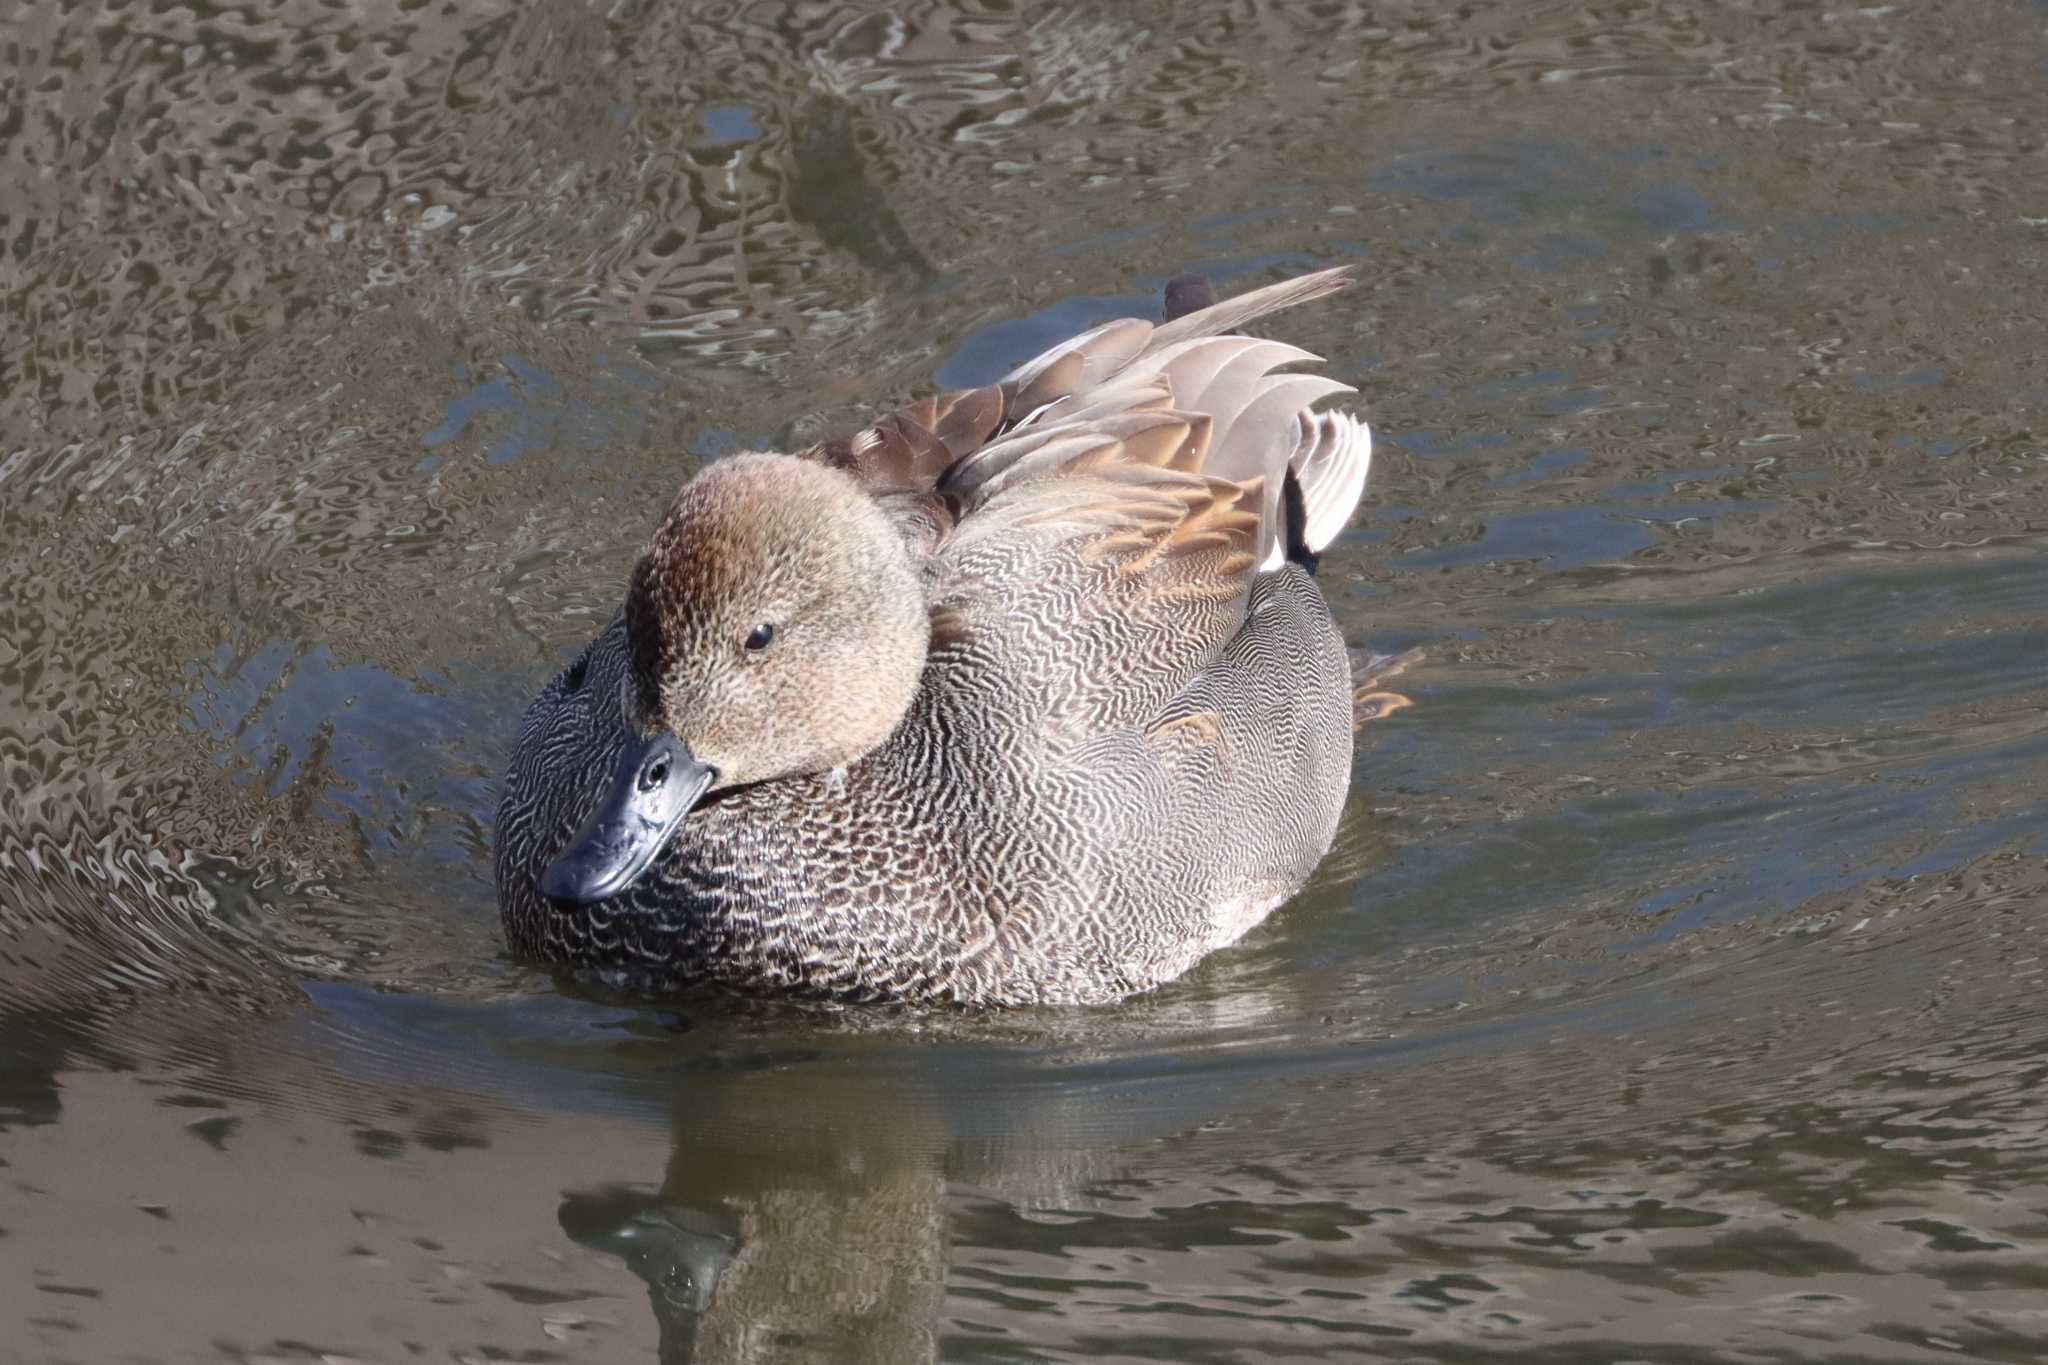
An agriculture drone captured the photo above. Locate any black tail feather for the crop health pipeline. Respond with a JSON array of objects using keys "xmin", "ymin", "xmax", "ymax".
[
  {"xmin": 1281, "ymin": 467, "xmax": 1319, "ymax": 573},
  {"xmin": 1163, "ymin": 273, "xmax": 1218, "ymax": 322}
]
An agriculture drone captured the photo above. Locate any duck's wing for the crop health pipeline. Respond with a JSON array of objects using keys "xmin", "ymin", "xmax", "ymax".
[
  {"xmin": 947, "ymin": 267, "xmax": 1366, "ymax": 569},
  {"xmin": 801, "ymin": 267, "xmax": 1369, "ymax": 570},
  {"xmin": 909, "ymin": 269, "xmax": 1357, "ymax": 727}
]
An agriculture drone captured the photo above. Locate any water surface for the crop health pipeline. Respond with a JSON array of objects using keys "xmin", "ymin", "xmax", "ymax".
[{"xmin": 4, "ymin": 1, "xmax": 2047, "ymax": 1360}]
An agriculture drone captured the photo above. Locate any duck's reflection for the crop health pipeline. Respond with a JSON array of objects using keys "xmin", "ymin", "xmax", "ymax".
[
  {"xmin": 559, "ymin": 1065, "xmax": 956, "ymax": 1363},
  {"xmin": 536, "ymin": 971, "xmax": 1311, "ymax": 1363},
  {"xmin": 559, "ymin": 1187, "xmax": 738, "ymax": 1362}
]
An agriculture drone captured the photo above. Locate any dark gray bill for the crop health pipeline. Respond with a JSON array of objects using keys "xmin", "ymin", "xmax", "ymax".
[{"xmin": 541, "ymin": 733, "xmax": 716, "ymax": 906}]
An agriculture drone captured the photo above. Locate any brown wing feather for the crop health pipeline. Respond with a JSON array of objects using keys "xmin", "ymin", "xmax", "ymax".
[
  {"xmin": 797, "ymin": 266, "xmax": 1355, "ymax": 503},
  {"xmin": 800, "ymin": 388, "xmax": 997, "ymax": 491}
]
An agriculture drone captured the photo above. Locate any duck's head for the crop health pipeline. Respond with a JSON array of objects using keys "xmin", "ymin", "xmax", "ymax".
[{"xmin": 541, "ymin": 453, "xmax": 930, "ymax": 907}]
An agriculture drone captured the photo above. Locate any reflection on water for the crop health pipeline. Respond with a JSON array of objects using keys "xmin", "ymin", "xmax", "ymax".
[{"xmin": 3, "ymin": 0, "xmax": 2047, "ymax": 1359}]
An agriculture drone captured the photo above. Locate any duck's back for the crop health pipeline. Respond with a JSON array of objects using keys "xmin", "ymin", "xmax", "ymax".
[{"xmin": 496, "ymin": 269, "xmax": 1377, "ymax": 1005}]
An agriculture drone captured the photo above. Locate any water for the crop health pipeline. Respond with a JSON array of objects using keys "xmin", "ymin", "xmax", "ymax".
[{"xmin": 4, "ymin": 0, "xmax": 2046, "ymax": 1359}]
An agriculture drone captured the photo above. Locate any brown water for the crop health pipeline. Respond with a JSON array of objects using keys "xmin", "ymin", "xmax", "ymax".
[{"xmin": 4, "ymin": 1, "xmax": 2047, "ymax": 1360}]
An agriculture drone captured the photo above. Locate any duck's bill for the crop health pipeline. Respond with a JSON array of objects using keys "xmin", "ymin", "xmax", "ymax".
[{"xmin": 541, "ymin": 733, "xmax": 716, "ymax": 906}]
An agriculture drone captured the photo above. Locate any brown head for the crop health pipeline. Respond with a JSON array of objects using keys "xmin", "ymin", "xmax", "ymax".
[
  {"xmin": 624, "ymin": 452, "xmax": 930, "ymax": 780},
  {"xmin": 541, "ymin": 453, "xmax": 929, "ymax": 906}
]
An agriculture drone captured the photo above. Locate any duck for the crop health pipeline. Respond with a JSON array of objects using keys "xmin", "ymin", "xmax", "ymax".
[{"xmin": 494, "ymin": 266, "xmax": 1409, "ymax": 1006}]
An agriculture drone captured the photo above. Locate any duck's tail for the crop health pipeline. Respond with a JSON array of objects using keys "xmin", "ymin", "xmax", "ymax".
[{"xmin": 1158, "ymin": 270, "xmax": 1372, "ymax": 571}]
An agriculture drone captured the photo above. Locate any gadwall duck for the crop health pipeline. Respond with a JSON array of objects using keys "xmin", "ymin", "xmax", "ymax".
[{"xmin": 496, "ymin": 267, "xmax": 1403, "ymax": 1006}]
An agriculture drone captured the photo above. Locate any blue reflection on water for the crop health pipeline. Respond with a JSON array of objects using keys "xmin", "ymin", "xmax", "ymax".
[
  {"xmin": 179, "ymin": 637, "xmax": 513, "ymax": 860},
  {"xmin": 699, "ymin": 103, "xmax": 762, "ymax": 145},
  {"xmin": 422, "ymin": 355, "xmax": 660, "ymax": 466}
]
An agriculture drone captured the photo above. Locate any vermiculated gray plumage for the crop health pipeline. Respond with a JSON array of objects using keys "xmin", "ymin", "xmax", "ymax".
[{"xmin": 495, "ymin": 268, "xmax": 1382, "ymax": 1006}]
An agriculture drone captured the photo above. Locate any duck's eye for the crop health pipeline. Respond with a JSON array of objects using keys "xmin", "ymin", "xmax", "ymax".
[{"xmin": 744, "ymin": 622, "xmax": 777, "ymax": 652}]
